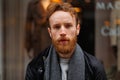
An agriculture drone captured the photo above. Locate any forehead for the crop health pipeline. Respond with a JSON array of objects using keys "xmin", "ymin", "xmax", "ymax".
[{"xmin": 49, "ymin": 11, "xmax": 75, "ymax": 24}]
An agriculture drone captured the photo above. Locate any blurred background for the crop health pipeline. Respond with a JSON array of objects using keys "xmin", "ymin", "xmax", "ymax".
[{"xmin": 0, "ymin": 0, "xmax": 120, "ymax": 80}]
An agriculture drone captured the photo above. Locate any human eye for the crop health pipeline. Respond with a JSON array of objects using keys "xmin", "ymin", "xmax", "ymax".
[
  {"xmin": 64, "ymin": 23, "xmax": 72, "ymax": 28},
  {"xmin": 53, "ymin": 24, "xmax": 61, "ymax": 30}
]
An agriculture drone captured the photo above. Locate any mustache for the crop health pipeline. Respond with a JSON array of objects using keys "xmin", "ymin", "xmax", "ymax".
[{"xmin": 57, "ymin": 37, "xmax": 70, "ymax": 41}]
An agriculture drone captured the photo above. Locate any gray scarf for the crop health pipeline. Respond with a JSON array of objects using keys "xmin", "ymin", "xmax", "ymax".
[{"xmin": 44, "ymin": 44, "xmax": 85, "ymax": 80}]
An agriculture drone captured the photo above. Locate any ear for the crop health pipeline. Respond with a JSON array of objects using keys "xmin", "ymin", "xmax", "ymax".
[
  {"xmin": 76, "ymin": 24, "xmax": 80, "ymax": 35},
  {"xmin": 48, "ymin": 27, "xmax": 52, "ymax": 38}
]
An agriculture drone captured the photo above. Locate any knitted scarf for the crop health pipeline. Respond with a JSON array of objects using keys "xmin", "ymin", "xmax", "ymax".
[{"xmin": 44, "ymin": 44, "xmax": 85, "ymax": 80}]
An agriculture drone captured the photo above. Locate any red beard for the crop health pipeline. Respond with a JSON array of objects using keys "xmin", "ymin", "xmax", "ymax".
[{"xmin": 52, "ymin": 35, "xmax": 77, "ymax": 55}]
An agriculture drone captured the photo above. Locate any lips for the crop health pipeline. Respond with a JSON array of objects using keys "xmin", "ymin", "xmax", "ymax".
[
  {"xmin": 58, "ymin": 38, "xmax": 69, "ymax": 45},
  {"xmin": 60, "ymin": 39, "xmax": 68, "ymax": 42}
]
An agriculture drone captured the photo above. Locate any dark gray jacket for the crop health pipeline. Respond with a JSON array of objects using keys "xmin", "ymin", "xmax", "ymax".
[{"xmin": 25, "ymin": 46, "xmax": 107, "ymax": 80}]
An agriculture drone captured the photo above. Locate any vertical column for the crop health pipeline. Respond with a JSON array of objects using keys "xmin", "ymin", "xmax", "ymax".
[
  {"xmin": 21, "ymin": 0, "xmax": 32, "ymax": 74},
  {"xmin": 95, "ymin": 0, "xmax": 116, "ymax": 70},
  {"xmin": 4, "ymin": 0, "xmax": 25, "ymax": 80},
  {"xmin": 19, "ymin": 0, "xmax": 30, "ymax": 77},
  {"xmin": 0, "ymin": 0, "xmax": 3, "ymax": 79}
]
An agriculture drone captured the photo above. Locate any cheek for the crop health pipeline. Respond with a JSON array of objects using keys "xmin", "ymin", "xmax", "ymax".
[
  {"xmin": 69, "ymin": 30, "xmax": 77, "ymax": 37},
  {"xmin": 51, "ymin": 31, "xmax": 58, "ymax": 39}
]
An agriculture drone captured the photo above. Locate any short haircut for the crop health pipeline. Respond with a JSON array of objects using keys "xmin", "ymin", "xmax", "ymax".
[{"xmin": 46, "ymin": 2, "xmax": 80, "ymax": 27}]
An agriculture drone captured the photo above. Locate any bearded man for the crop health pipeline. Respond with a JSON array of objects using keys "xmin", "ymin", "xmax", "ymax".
[{"xmin": 25, "ymin": 2, "xmax": 107, "ymax": 80}]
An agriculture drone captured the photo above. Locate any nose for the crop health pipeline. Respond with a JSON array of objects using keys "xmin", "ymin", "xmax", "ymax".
[{"xmin": 60, "ymin": 26, "xmax": 66, "ymax": 36}]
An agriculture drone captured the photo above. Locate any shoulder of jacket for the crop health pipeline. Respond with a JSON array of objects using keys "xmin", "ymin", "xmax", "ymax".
[
  {"xmin": 84, "ymin": 52, "xmax": 107, "ymax": 80},
  {"xmin": 84, "ymin": 51, "xmax": 103, "ymax": 68},
  {"xmin": 84, "ymin": 51, "xmax": 105, "ymax": 75},
  {"xmin": 27, "ymin": 46, "xmax": 50, "ymax": 69}
]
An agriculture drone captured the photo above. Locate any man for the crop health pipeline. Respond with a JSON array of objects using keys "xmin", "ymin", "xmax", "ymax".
[{"xmin": 25, "ymin": 2, "xmax": 107, "ymax": 80}]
